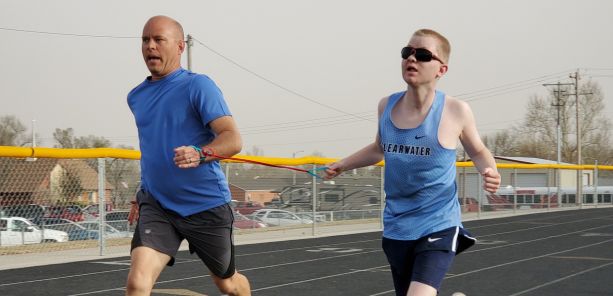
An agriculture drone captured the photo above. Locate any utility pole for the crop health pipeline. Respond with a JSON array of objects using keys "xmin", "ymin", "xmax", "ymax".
[
  {"xmin": 186, "ymin": 34, "xmax": 193, "ymax": 71},
  {"xmin": 543, "ymin": 82, "xmax": 572, "ymax": 204},
  {"xmin": 26, "ymin": 120, "xmax": 38, "ymax": 162},
  {"xmin": 542, "ymin": 82, "xmax": 572, "ymax": 164},
  {"xmin": 31, "ymin": 119, "xmax": 36, "ymax": 148},
  {"xmin": 292, "ymin": 150, "xmax": 304, "ymax": 185},
  {"xmin": 568, "ymin": 70, "xmax": 592, "ymax": 207}
]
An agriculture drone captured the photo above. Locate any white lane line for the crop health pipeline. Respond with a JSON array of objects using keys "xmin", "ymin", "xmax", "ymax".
[
  {"xmin": 151, "ymin": 288, "xmax": 207, "ymax": 296},
  {"xmin": 368, "ymin": 289, "xmax": 395, "ymax": 295},
  {"xmin": 91, "ymin": 261, "xmax": 131, "ymax": 266},
  {"xmin": 235, "ymin": 239, "xmax": 379, "ymax": 257},
  {"xmin": 549, "ymin": 256, "xmax": 613, "ymax": 261},
  {"xmin": 464, "ymin": 224, "xmax": 613, "ymax": 254},
  {"xmin": 0, "ymin": 268, "xmax": 130, "ymax": 287},
  {"xmin": 4, "ymin": 211, "xmax": 611, "ymax": 292},
  {"xmin": 477, "ymin": 216, "xmax": 613, "ymax": 238},
  {"xmin": 66, "ymin": 250, "xmax": 382, "ymax": 295},
  {"xmin": 507, "ymin": 261, "xmax": 613, "ymax": 296},
  {"xmin": 467, "ymin": 212, "xmax": 598, "ymax": 229},
  {"xmin": 367, "ymin": 238, "xmax": 613, "ymax": 296},
  {"xmin": 251, "ymin": 265, "xmax": 389, "ymax": 292},
  {"xmin": 3, "ymin": 223, "xmax": 609, "ymax": 288},
  {"xmin": 446, "ymin": 238, "xmax": 613, "ymax": 279}
]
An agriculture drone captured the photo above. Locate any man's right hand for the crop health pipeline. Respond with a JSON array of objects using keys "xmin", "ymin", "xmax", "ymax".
[{"xmin": 324, "ymin": 162, "xmax": 344, "ymax": 179}]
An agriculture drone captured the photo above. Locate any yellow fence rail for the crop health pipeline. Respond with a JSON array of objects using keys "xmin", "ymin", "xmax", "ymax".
[{"xmin": 1, "ymin": 146, "xmax": 612, "ymax": 171}]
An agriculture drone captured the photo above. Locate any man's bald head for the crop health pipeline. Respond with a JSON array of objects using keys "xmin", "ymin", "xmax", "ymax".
[
  {"xmin": 144, "ymin": 15, "xmax": 184, "ymax": 41},
  {"xmin": 141, "ymin": 15, "xmax": 185, "ymax": 80}
]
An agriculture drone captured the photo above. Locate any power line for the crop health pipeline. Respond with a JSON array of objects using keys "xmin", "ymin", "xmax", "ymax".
[
  {"xmin": 242, "ymin": 115, "xmax": 375, "ymax": 135},
  {"xmin": 1, "ymin": 26, "xmax": 595, "ymax": 105},
  {"xmin": 241, "ymin": 112, "xmax": 374, "ymax": 133},
  {"xmin": 458, "ymin": 73, "xmax": 571, "ymax": 102},
  {"xmin": 0, "ymin": 27, "xmax": 138, "ymax": 39},
  {"xmin": 242, "ymin": 111, "xmax": 372, "ymax": 129},
  {"xmin": 190, "ymin": 36, "xmax": 374, "ymax": 122},
  {"xmin": 454, "ymin": 70, "xmax": 573, "ymax": 97},
  {"xmin": 583, "ymin": 68, "xmax": 613, "ymax": 71},
  {"xmin": 246, "ymin": 136, "xmax": 373, "ymax": 147},
  {"xmin": 5, "ymin": 26, "xmax": 606, "ymax": 144}
]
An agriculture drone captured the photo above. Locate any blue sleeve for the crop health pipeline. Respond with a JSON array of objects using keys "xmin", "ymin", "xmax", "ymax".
[{"xmin": 189, "ymin": 75, "xmax": 232, "ymax": 126}]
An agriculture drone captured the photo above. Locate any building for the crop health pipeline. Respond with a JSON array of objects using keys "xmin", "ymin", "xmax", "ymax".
[
  {"xmin": 458, "ymin": 156, "xmax": 597, "ymax": 200},
  {"xmin": 0, "ymin": 158, "xmax": 113, "ymax": 207}
]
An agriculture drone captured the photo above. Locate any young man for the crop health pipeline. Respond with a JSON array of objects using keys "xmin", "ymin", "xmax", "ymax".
[
  {"xmin": 125, "ymin": 15, "xmax": 251, "ymax": 296},
  {"xmin": 325, "ymin": 29, "xmax": 501, "ymax": 296}
]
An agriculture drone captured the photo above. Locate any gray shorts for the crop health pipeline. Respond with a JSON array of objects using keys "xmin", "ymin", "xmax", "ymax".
[{"xmin": 131, "ymin": 190, "xmax": 236, "ymax": 278}]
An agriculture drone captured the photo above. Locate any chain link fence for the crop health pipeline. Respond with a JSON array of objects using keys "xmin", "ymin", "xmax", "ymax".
[{"xmin": 1, "ymin": 147, "xmax": 612, "ymax": 261}]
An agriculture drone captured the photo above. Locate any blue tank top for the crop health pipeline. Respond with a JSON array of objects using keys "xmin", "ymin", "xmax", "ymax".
[{"xmin": 379, "ymin": 90, "xmax": 461, "ymax": 240}]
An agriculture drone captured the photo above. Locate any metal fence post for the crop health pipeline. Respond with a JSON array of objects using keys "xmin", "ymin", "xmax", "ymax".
[
  {"xmin": 225, "ymin": 163, "xmax": 230, "ymax": 183},
  {"xmin": 556, "ymin": 164, "xmax": 561, "ymax": 208},
  {"xmin": 98, "ymin": 158, "xmax": 106, "ymax": 256},
  {"xmin": 312, "ymin": 164, "xmax": 317, "ymax": 236},
  {"xmin": 546, "ymin": 169, "xmax": 551, "ymax": 210},
  {"xmin": 477, "ymin": 176, "xmax": 482, "ymax": 219},
  {"xmin": 380, "ymin": 166, "xmax": 385, "ymax": 230},
  {"xmin": 513, "ymin": 168, "xmax": 517, "ymax": 214},
  {"xmin": 594, "ymin": 160, "xmax": 598, "ymax": 207}
]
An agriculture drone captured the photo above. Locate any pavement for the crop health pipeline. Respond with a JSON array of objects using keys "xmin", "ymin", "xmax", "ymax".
[
  {"xmin": 0, "ymin": 205, "xmax": 601, "ymax": 271},
  {"xmin": 1, "ymin": 205, "xmax": 611, "ymax": 296}
]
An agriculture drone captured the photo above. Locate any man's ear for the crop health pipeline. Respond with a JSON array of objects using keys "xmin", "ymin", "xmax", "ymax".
[
  {"xmin": 178, "ymin": 40, "xmax": 186, "ymax": 54},
  {"xmin": 436, "ymin": 64, "xmax": 448, "ymax": 79}
]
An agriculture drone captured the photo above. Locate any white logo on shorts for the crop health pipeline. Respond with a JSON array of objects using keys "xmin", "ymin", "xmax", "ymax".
[
  {"xmin": 145, "ymin": 229, "xmax": 151, "ymax": 234},
  {"xmin": 428, "ymin": 237, "xmax": 442, "ymax": 243}
]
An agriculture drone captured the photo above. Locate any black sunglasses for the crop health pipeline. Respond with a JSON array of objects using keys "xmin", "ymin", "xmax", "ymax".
[{"xmin": 401, "ymin": 46, "xmax": 444, "ymax": 63}]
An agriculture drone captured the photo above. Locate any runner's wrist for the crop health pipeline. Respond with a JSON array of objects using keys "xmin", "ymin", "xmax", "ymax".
[
  {"xmin": 190, "ymin": 145, "xmax": 207, "ymax": 164},
  {"xmin": 190, "ymin": 145, "xmax": 215, "ymax": 164}
]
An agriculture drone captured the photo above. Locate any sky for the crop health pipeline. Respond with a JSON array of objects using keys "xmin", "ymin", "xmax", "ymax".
[{"xmin": 1, "ymin": 0, "xmax": 612, "ymax": 158}]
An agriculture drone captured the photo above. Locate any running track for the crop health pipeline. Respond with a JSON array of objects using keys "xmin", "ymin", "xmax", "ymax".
[{"xmin": 1, "ymin": 207, "xmax": 612, "ymax": 295}]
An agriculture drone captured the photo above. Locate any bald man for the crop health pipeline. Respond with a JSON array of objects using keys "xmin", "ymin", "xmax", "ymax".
[{"xmin": 125, "ymin": 15, "xmax": 250, "ymax": 296}]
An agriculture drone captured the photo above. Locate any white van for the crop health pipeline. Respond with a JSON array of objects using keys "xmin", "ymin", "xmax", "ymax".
[{"xmin": 0, "ymin": 217, "xmax": 69, "ymax": 246}]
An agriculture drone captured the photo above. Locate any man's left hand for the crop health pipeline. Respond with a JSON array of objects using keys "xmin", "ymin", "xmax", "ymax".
[
  {"xmin": 482, "ymin": 167, "xmax": 501, "ymax": 193},
  {"xmin": 174, "ymin": 146, "xmax": 200, "ymax": 168}
]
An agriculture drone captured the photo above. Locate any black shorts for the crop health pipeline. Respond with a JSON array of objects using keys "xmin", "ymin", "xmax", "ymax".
[
  {"xmin": 382, "ymin": 226, "xmax": 476, "ymax": 295},
  {"xmin": 131, "ymin": 190, "xmax": 236, "ymax": 278}
]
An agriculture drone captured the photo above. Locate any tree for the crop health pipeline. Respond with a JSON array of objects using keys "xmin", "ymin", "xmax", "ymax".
[
  {"xmin": 53, "ymin": 128, "xmax": 76, "ymax": 148},
  {"xmin": 75, "ymin": 135, "xmax": 111, "ymax": 148},
  {"xmin": 310, "ymin": 150, "xmax": 325, "ymax": 157},
  {"xmin": 482, "ymin": 130, "xmax": 520, "ymax": 157},
  {"xmin": 59, "ymin": 169, "xmax": 83, "ymax": 203},
  {"xmin": 244, "ymin": 146, "xmax": 264, "ymax": 156},
  {"xmin": 53, "ymin": 128, "xmax": 111, "ymax": 148},
  {"xmin": 0, "ymin": 115, "xmax": 28, "ymax": 146},
  {"xmin": 106, "ymin": 145, "xmax": 140, "ymax": 208},
  {"xmin": 497, "ymin": 80, "xmax": 612, "ymax": 164}
]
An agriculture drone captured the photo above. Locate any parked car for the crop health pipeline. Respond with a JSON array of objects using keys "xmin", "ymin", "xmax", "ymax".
[
  {"xmin": 250, "ymin": 209, "xmax": 313, "ymax": 227},
  {"xmin": 37, "ymin": 218, "xmax": 98, "ymax": 241},
  {"xmin": 78, "ymin": 221, "xmax": 132, "ymax": 239},
  {"xmin": 295, "ymin": 212, "xmax": 327, "ymax": 222},
  {"xmin": 44, "ymin": 205, "xmax": 85, "ymax": 222},
  {"xmin": 105, "ymin": 210, "xmax": 131, "ymax": 232},
  {"xmin": 233, "ymin": 211, "xmax": 267, "ymax": 229},
  {"xmin": 232, "ymin": 201, "xmax": 264, "ymax": 215},
  {"xmin": 82, "ymin": 204, "xmax": 115, "ymax": 220},
  {"xmin": 0, "ymin": 217, "xmax": 69, "ymax": 246},
  {"xmin": 2, "ymin": 204, "xmax": 46, "ymax": 223}
]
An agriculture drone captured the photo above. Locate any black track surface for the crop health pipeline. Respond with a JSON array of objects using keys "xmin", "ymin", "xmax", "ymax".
[{"xmin": 1, "ymin": 207, "xmax": 612, "ymax": 296}]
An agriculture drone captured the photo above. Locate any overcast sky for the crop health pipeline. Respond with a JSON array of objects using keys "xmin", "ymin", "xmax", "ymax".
[{"xmin": 1, "ymin": 0, "xmax": 612, "ymax": 158}]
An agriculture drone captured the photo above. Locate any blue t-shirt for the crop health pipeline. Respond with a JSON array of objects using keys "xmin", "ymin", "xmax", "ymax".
[
  {"xmin": 379, "ymin": 90, "xmax": 461, "ymax": 240},
  {"xmin": 128, "ymin": 68, "xmax": 232, "ymax": 216}
]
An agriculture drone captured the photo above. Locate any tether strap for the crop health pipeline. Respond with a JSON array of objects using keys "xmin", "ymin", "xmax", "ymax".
[{"xmin": 198, "ymin": 148, "xmax": 328, "ymax": 178}]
